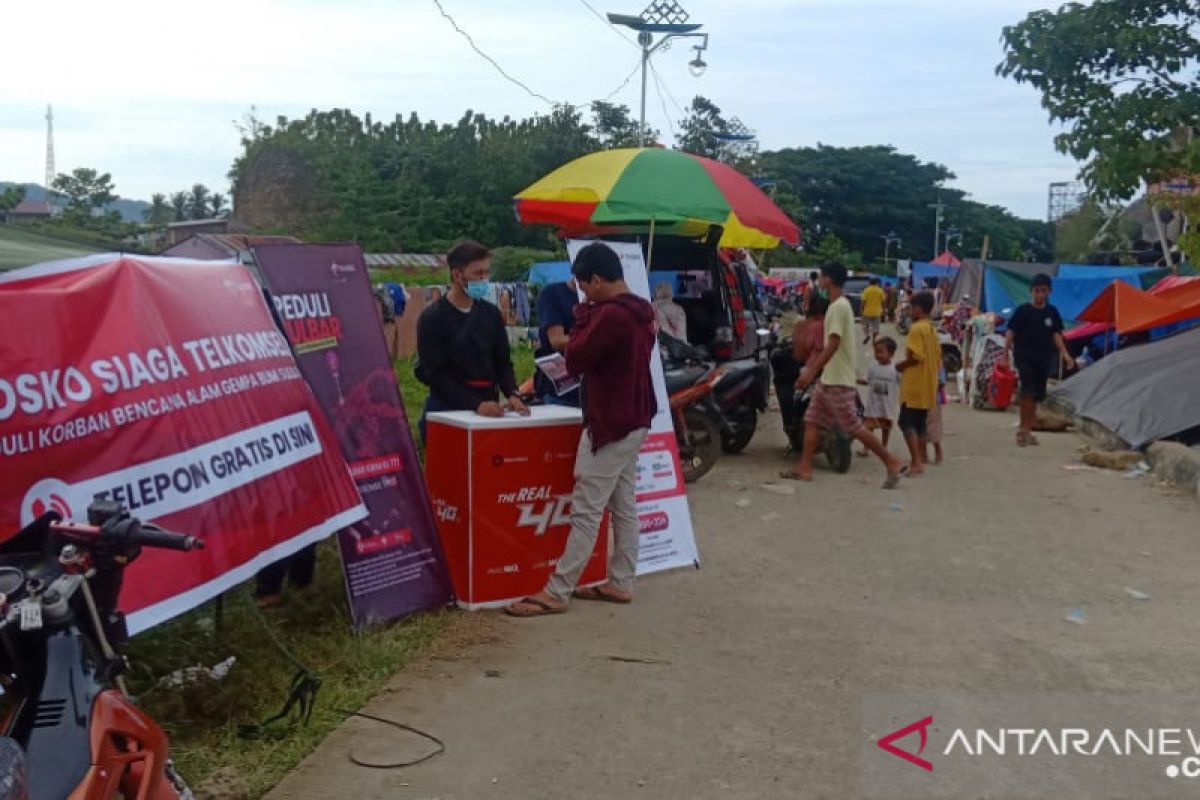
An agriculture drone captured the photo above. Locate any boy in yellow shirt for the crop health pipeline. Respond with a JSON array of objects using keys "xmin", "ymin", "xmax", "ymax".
[
  {"xmin": 860, "ymin": 278, "xmax": 886, "ymax": 345},
  {"xmin": 895, "ymin": 291, "xmax": 941, "ymax": 476}
]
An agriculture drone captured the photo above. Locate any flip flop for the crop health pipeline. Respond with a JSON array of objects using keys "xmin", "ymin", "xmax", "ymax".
[
  {"xmin": 778, "ymin": 470, "xmax": 813, "ymax": 482},
  {"xmin": 574, "ymin": 586, "xmax": 633, "ymax": 604},
  {"xmin": 504, "ymin": 597, "xmax": 567, "ymax": 618},
  {"xmin": 882, "ymin": 465, "xmax": 909, "ymax": 490}
]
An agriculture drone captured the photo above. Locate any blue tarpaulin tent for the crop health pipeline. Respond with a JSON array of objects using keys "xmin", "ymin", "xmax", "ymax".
[
  {"xmin": 911, "ymin": 262, "xmax": 958, "ymax": 290},
  {"xmin": 529, "ymin": 261, "xmax": 571, "ymax": 286},
  {"xmin": 1057, "ymin": 264, "xmax": 1159, "ymax": 281}
]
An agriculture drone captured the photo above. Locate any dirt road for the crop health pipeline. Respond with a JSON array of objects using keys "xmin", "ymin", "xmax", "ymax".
[{"xmin": 267, "ymin": 388, "xmax": 1200, "ymax": 799}]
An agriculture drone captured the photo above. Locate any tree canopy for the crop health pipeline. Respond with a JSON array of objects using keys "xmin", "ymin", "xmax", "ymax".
[
  {"xmin": 226, "ymin": 98, "xmax": 1047, "ymax": 265},
  {"xmin": 759, "ymin": 145, "xmax": 1053, "ymax": 266},
  {"xmin": 999, "ymin": 0, "xmax": 1200, "ymax": 201}
]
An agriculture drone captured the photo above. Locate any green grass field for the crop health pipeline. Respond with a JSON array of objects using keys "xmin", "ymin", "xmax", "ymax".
[{"xmin": 0, "ymin": 224, "xmax": 102, "ymax": 271}]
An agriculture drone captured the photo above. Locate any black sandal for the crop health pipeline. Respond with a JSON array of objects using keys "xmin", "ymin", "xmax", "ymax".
[{"xmin": 504, "ymin": 597, "xmax": 567, "ymax": 618}]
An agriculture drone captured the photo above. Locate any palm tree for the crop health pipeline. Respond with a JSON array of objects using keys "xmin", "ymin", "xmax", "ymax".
[
  {"xmin": 169, "ymin": 191, "xmax": 190, "ymax": 222},
  {"xmin": 143, "ymin": 193, "xmax": 172, "ymax": 225},
  {"xmin": 209, "ymin": 193, "xmax": 228, "ymax": 218},
  {"xmin": 188, "ymin": 184, "xmax": 211, "ymax": 220}
]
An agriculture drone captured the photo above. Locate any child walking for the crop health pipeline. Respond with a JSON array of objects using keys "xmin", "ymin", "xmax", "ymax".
[{"xmin": 857, "ymin": 337, "xmax": 900, "ymax": 456}]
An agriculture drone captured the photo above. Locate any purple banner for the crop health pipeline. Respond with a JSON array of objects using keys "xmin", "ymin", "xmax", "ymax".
[{"xmin": 253, "ymin": 243, "xmax": 454, "ymax": 625}]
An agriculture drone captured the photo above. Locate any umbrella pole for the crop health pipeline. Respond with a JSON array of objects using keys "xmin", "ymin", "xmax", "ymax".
[{"xmin": 646, "ymin": 217, "xmax": 657, "ymax": 271}]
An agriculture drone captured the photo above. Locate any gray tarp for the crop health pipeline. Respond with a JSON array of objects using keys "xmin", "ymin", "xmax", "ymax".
[{"xmin": 1050, "ymin": 325, "xmax": 1200, "ymax": 448}]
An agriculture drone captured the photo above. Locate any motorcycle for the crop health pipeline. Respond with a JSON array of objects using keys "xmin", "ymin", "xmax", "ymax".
[
  {"xmin": 660, "ymin": 335, "xmax": 727, "ymax": 483},
  {"xmin": 0, "ymin": 500, "xmax": 203, "ymax": 800},
  {"xmin": 769, "ymin": 338, "xmax": 856, "ymax": 474},
  {"xmin": 896, "ymin": 301, "xmax": 912, "ymax": 335}
]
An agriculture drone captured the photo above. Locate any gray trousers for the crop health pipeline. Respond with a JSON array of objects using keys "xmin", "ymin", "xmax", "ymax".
[{"xmin": 545, "ymin": 427, "xmax": 648, "ymax": 602}]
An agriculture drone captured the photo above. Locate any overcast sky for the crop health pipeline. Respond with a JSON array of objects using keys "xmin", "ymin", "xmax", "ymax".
[{"xmin": 1, "ymin": 0, "xmax": 1075, "ymax": 220}]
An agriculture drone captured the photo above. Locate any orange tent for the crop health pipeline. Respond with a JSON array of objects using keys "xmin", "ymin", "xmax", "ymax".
[
  {"xmin": 931, "ymin": 251, "xmax": 961, "ymax": 267},
  {"xmin": 1077, "ymin": 278, "xmax": 1200, "ymax": 334}
]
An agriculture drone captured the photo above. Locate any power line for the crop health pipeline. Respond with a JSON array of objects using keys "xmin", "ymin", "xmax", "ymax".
[
  {"xmin": 603, "ymin": 57, "xmax": 643, "ymax": 102},
  {"xmin": 650, "ymin": 64, "xmax": 677, "ymax": 142},
  {"xmin": 653, "ymin": 64, "xmax": 687, "ymax": 116},
  {"xmin": 575, "ymin": 0, "xmax": 638, "ymax": 47},
  {"xmin": 431, "ymin": 0, "xmax": 559, "ymax": 107}
]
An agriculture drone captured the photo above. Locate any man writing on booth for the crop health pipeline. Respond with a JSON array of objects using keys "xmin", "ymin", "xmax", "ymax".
[
  {"xmin": 416, "ymin": 240, "xmax": 527, "ymax": 442},
  {"xmin": 506, "ymin": 243, "xmax": 657, "ymax": 617}
]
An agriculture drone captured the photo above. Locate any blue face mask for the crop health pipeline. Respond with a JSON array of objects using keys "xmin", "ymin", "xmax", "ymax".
[{"xmin": 465, "ymin": 280, "xmax": 491, "ymax": 301}]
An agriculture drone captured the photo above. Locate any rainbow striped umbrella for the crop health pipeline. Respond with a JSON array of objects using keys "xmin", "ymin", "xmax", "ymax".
[{"xmin": 514, "ymin": 148, "xmax": 799, "ymax": 249}]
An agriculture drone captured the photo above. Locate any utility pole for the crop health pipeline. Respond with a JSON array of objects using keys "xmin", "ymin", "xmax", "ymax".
[
  {"xmin": 45, "ymin": 105, "xmax": 55, "ymax": 194},
  {"xmin": 927, "ymin": 195, "xmax": 945, "ymax": 259},
  {"xmin": 609, "ymin": 3, "xmax": 709, "ymax": 146},
  {"xmin": 881, "ymin": 231, "xmax": 901, "ymax": 273}
]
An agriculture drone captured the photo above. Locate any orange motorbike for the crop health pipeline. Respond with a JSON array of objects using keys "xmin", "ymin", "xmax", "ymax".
[{"xmin": 0, "ymin": 500, "xmax": 203, "ymax": 800}]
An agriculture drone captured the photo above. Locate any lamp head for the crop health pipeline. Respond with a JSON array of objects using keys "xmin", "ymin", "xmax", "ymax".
[{"xmin": 688, "ymin": 54, "xmax": 707, "ymax": 77}]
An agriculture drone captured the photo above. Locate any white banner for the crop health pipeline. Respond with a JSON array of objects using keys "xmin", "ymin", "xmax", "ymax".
[{"xmin": 567, "ymin": 240, "xmax": 701, "ymax": 575}]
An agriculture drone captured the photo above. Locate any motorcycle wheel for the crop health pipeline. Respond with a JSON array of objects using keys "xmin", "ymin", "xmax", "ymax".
[
  {"xmin": 681, "ymin": 409, "xmax": 721, "ymax": 483},
  {"xmin": 825, "ymin": 430, "xmax": 853, "ymax": 474},
  {"xmin": 943, "ymin": 349, "xmax": 962, "ymax": 375},
  {"xmin": 896, "ymin": 316, "xmax": 911, "ymax": 335},
  {"xmin": 720, "ymin": 408, "xmax": 757, "ymax": 454}
]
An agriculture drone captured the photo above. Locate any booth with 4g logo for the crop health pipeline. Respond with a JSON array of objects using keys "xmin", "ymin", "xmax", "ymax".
[{"xmin": 424, "ymin": 406, "xmax": 608, "ymax": 609}]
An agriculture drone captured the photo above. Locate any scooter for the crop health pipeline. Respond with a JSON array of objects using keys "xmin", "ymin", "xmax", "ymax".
[
  {"xmin": 0, "ymin": 500, "xmax": 203, "ymax": 800},
  {"xmin": 660, "ymin": 334, "xmax": 727, "ymax": 483},
  {"xmin": 769, "ymin": 338, "xmax": 856, "ymax": 474}
]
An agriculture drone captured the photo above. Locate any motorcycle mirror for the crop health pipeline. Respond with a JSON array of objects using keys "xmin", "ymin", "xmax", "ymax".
[{"xmin": 755, "ymin": 328, "xmax": 771, "ymax": 337}]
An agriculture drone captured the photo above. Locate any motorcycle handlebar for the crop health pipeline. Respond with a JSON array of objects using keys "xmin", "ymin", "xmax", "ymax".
[
  {"xmin": 49, "ymin": 518, "xmax": 205, "ymax": 552},
  {"xmin": 128, "ymin": 524, "xmax": 205, "ymax": 552}
]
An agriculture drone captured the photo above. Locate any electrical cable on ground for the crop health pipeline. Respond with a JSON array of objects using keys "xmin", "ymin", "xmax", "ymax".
[
  {"xmin": 431, "ymin": 0, "xmax": 559, "ymax": 107},
  {"xmin": 235, "ymin": 593, "xmax": 446, "ymax": 768}
]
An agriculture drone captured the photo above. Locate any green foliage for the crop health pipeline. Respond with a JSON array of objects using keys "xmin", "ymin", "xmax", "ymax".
[
  {"xmin": 369, "ymin": 266, "xmax": 450, "ymax": 288},
  {"xmin": 189, "ymin": 183, "xmax": 211, "ymax": 220},
  {"xmin": 759, "ymin": 145, "xmax": 1050, "ymax": 265},
  {"xmin": 170, "ymin": 191, "xmax": 190, "ymax": 222},
  {"xmin": 52, "ymin": 167, "xmax": 116, "ymax": 221},
  {"xmin": 0, "ymin": 185, "xmax": 26, "ymax": 212},
  {"xmin": 490, "ymin": 246, "xmax": 561, "ymax": 282},
  {"xmin": 230, "ymin": 106, "xmax": 597, "ymax": 253},
  {"xmin": 591, "ymin": 101, "xmax": 646, "ymax": 148},
  {"xmin": 1054, "ymin": 201, "xmax": 1109, "ymax": 262},
  {"xmin": 999, "ymin": 0, "xmax": 1200, "ymax": 200},
  {"xmin": 144, "ymin": 193, "xmax": 173, "ymax": 225}
]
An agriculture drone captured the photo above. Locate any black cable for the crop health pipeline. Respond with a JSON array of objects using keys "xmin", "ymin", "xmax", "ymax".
[
  {"xmin": 337, "ymin": 709, "xmax": 447, "ymax": 769},
  {"xmin": 431, "ymin": 0, "xmax": 558, "ymax": 107},
  {"xmin": 575, "ymin": 0, "xmax": 638, "ymax": 46}
]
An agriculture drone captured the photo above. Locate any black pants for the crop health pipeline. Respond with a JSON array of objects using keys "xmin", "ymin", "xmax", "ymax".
[{"xmin": 255, "ymin": 544, "xmax": 317, "ymax": 597}]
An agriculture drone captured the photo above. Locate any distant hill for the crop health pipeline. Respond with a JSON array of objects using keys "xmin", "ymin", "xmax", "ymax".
[{"xmin": 0, "ymin": 181, "xmax": 150, "ymax": 223}]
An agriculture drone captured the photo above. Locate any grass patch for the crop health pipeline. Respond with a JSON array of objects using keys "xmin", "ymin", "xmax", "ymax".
[
  {"xmin": 122, "ymin": 341, "xmax": 536, "ymax": 798},
  {"xmin": 0, "ymin": 224, "xmax": 101, "ymax": 270}
]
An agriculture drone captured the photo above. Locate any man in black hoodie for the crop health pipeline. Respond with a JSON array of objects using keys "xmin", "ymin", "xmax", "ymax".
[
  {"xmin": 415, "ymin": 240, "xmax": 527, "ymax": 442},
  {"xmin": 506, "ymin": 242, "xmax": 657, "ymax": 617}
]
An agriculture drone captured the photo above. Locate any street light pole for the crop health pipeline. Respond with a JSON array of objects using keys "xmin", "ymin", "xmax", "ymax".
[
  {"xmin": 928, "ymin": 195, "xmax": 945, "ymax": 258},
  {"xmin": 881, "ymin": 231, "xmax": 901, "ymax": 273},
  {"xmin": 609, "ymin": 3, "xmax": 709, "ymax": 146}
]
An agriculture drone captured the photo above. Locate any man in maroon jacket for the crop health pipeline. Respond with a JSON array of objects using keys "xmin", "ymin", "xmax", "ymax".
[{"xmin": 506, "ymin": 242, "xmax": 657, "ymax": 617}]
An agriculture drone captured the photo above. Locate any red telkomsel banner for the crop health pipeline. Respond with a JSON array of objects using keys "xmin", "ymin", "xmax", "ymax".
[{"xmin": 0, "ymin": 255, "xmax": 367, "ymax": 632}]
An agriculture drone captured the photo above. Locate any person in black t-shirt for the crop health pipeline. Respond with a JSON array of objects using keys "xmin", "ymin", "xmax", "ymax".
[
  {"xmin": 534, "ymin": 278, "xmax": 580, "ymax": 406},
  {"xmin": 415, "ymin": 240, "xmax": 528, "ymax": 442},
  {"xmin": 1005, "ymin": 273, "xmax": 1075, "ymax": 447}
]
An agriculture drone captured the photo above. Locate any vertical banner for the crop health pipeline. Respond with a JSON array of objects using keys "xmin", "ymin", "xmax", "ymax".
[
  {"xmin": 254, "ymin": 243, "xmax": 454, "ymax": 625},
  {"xmin": 566, "ymin": 240, "xmax": 701, "ymax": 574},
  {"xmin": 0, "ymin": 255, "xmax": 367, "ymax": 633}
]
